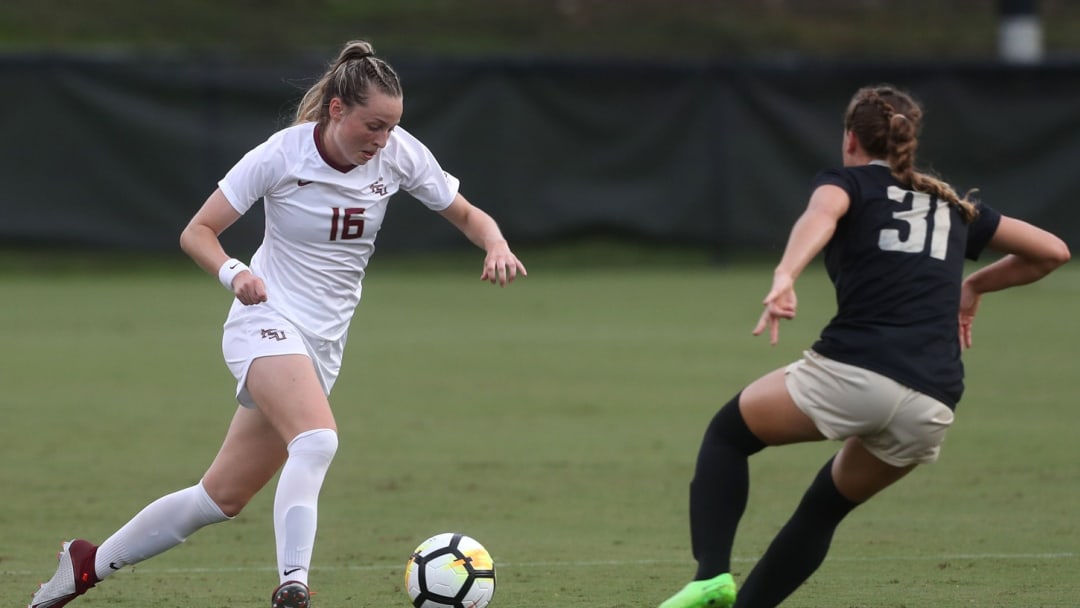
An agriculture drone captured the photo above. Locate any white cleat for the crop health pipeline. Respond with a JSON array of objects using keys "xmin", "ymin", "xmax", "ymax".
[{"xmin": 28, "ymin": 540, "xmax": 100, "ymax": 608}]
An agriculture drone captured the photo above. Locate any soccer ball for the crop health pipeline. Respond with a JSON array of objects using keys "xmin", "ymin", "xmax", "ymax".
[{"xmin": 404, "ymin": 532, "xmax": 496, "ymax": 608}]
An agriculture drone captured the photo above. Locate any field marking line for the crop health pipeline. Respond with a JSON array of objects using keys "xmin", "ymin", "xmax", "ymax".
[{"xmin": 6, "ymin": 552, "xmax": 1075, "ymax": 577}]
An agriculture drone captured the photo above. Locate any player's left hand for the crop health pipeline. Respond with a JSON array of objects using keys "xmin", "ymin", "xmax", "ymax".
[
  {"xmin": 753, "ymin": 272, "xmax": 798, "ymax": 345},
  {"xmin": 481, "ymin": 241, "xmax": 527, "ymax": 287}
]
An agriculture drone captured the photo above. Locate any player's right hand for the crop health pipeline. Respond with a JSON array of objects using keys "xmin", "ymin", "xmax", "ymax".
[
  {"xmin": 958, "ymin": 281, "xmax": 981, "ymax": 349},
  {"xmin": 232, "ymin": 271, "xmax": 268, "ymax": 305}
]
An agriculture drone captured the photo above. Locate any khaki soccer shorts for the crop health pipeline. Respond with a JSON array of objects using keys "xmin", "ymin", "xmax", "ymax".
[
  {"xmin": 221, "ymin": 302, "xmax": 344, "ymax": 408},
  {"xmin": 784, "ymin": 350, "xmax": 955, "ymax": 467}
]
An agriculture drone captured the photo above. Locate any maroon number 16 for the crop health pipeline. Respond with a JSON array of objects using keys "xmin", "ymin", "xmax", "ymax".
[{"xmin": 329, "ymin": 207, "xmax": 365, "ymax": 241}]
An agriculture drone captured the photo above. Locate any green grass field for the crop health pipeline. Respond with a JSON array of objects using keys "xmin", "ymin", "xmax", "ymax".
[{"xmin": 2, "ymin": 248, "xmax": 1078, "ymax": 607}]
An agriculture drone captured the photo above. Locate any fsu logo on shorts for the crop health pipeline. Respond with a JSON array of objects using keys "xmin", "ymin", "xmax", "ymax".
[{"xmin": 260, "ymin": 328, "xmax": 288, "ymax": 341}]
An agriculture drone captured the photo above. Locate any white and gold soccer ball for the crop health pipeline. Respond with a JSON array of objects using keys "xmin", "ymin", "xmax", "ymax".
[{"xmin": 404, "ymin": 532, "xmax": 496, "ymax": 608}]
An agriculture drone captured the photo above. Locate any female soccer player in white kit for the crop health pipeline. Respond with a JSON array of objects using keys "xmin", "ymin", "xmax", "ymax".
[{"xmin": 28, "ymin": 39, "xmax": 526, "ymax": 608}]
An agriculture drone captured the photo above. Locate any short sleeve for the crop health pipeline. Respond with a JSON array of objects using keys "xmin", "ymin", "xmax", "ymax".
[
  {"xmin": 218, "ymin": 135, "xmax": 289, "ymax": 214},
  {"xmin": 390, "ymin": 128, "xmax": 460, "ymax": 211},
  {"xmin": 811, "ymin": 168, "xmax": 858, "ymax": 200},
  {"xmin": 965, "ymin": 202, "xmax": 1003, "ymax": 261}
]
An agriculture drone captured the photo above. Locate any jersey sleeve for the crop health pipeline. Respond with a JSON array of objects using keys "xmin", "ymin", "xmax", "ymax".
[
  {"xmin": 218, "ymin": 134, "xmax": 290, "ymax": 214},
  {"xmin": 811, "ymin": 168, "xmax": 858, "ymax": 199},
  {"xmin": 964, "ymin": 202, "xmax": 1003, "ymax": 260},
  {"xmin": 390, "ymin": 128, "xmax": 460, "ymax": 211}
]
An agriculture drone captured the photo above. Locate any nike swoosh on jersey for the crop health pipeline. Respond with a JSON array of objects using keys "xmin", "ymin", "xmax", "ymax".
[{"xmin": 297, "ymin": 179, "xmax": 314, "ymax": 186}]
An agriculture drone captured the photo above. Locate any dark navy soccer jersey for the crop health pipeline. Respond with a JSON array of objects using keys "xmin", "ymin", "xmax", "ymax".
[{"xmin": 808, "ymin": 163, "xmax": 1001, "ymax": 409}]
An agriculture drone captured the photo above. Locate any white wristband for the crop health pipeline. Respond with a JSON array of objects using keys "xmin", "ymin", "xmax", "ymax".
[{"xmin": 217, "ymin": 258, "xmax": 249, "ymax": 291}]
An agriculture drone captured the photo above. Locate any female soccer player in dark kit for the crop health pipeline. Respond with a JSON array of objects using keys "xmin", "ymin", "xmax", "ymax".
[{"xmin": 657, "ymin": 83, "xmax": 1069, "ymax": 608}]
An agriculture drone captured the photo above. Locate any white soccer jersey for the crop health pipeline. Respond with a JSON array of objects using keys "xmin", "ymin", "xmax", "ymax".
[{"xmin": 218, "ymin": 122, "xmax": 460, "ymax": 340}]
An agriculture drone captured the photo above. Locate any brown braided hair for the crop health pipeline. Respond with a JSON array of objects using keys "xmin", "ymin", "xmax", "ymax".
[
  {"xmin": 844, "ymin": 84, "xmax": 978, "ymax": 222},
  {"xmin": 293, "ymin": 40, "xmax": 403, "ymax": 126}
]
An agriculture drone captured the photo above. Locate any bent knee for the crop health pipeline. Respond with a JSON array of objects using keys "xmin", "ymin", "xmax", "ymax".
[
  {"xmin": 288, "ymin": 428, "xmax": 339, "ymax": 464},
  {"xmin": 202, "ymin": 483, "xmax": 253, "ymax": 518},
  {"xmin": 216, "ymin": 501, "xmax": 245, "ymax": 519}
]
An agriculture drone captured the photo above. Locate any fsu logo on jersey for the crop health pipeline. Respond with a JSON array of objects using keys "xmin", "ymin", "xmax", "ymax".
[{"xmin": 367, "ymin": 178, "xmax": 388, "ymax": 196}]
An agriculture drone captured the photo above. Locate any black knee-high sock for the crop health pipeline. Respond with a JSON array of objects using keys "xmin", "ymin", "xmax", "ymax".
[
  {"xmin": 732, "ymin": 457, "xmax": 859, "ymax": 608},
  {"xmin": 690, "ymin": 394, "xmax": 766, "ymax": 580}
]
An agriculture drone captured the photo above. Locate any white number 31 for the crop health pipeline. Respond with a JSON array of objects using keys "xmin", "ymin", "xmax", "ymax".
[{"xmin": 879, "ymin": 186, "xmax": 951, "ymax": 260}]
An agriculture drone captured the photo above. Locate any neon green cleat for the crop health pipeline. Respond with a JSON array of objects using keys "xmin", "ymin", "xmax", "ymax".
[{"xmin": 658, "ymin": 573, "xmax": 736, "ymax": 608}]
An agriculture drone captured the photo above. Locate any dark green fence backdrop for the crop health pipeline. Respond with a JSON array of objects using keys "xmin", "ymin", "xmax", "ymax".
[{"xmin": 2, "ymin": 54, "xmax": 1077, "ymax": 255}]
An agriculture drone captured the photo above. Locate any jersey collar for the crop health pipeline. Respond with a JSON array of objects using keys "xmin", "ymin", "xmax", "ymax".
[{"xmin": 313, "ymin": 123, "xmax": 358, "ymax": 173}]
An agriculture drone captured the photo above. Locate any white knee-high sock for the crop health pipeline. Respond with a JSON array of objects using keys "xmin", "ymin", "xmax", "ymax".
[
  {"xmin": 274, "ymin": 428, "xmax": 338, "ymax": 586},
  {"xmin": 93, "ymin": 481, "xmax": 231, "ymax": 580}
]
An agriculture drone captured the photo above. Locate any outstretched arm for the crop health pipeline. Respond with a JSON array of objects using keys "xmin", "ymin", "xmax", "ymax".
[
  {"xmin": 438, "ymin": 193, "xmax": 527, "ymax": 286},
  {"xmin": 959, "ymin": 216, "xmax": 1070, "ymax": 348},
  {"xmin": 753, "ymin": 184, "xmax": 850, "ymax": 345}
]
